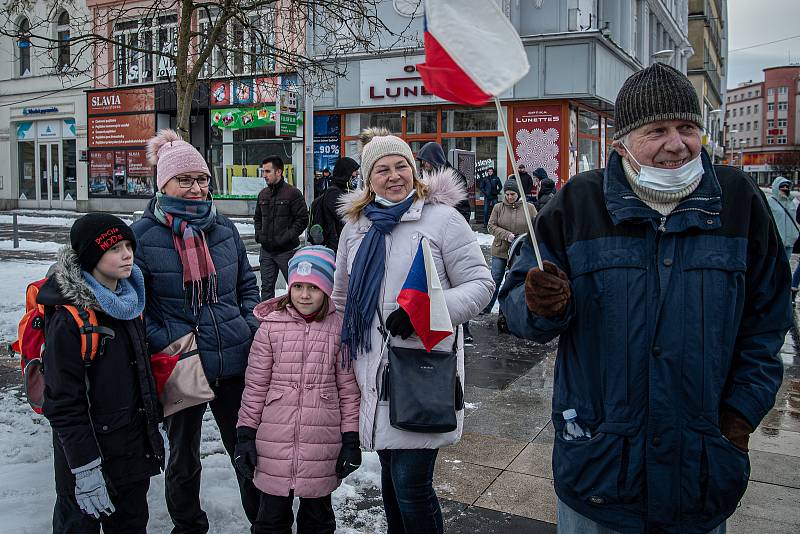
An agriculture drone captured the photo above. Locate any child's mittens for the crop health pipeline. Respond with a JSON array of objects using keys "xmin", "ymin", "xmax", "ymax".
[
  {"xmin": 336, "ymin": 432, "xmax": 362, "ymax": 479},
  {"xmin": 234, "ymin": 426, "xmax": 258, "ymax": 480}
]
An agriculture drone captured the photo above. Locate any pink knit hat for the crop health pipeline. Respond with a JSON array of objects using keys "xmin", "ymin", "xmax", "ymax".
[
  {"xmin": 147, "ymin": 129, "xmax": 211, "ymax": 190},
  {"xmin": 287, "ymin": 246, "xmax": 336, "ymax": 297}
]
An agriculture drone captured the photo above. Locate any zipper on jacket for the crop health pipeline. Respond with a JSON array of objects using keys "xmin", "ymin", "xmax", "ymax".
[
  {"xmin": 208, "ymin": 306, "xmax": 224, "ymax": 385},
  {"xmin": 658, "ymin": 216, "xmax": 667, "ymax": 233},
  {"xmin": 291, "ymin": 322, "xmax": 311, "ymax": 489}
]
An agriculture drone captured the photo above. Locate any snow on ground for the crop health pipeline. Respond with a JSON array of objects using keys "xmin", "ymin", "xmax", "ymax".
[
  {"xmin": 0, "ymin": 213, "xmax": 133, "ymax": 227},
  {"xmin": 0, "ymin": 239, "xmax": 63, "ymax": 253},
  {"xmin": 474, "ymin": 230, "xmax": 493, "ymax": 247},
  {"xmin": 234, "ymin": 221, "xmax": 255, "ymax": 235},
  {"xmin": 0, "ymin": 260, "xmax": 52, "ymax": 344}
]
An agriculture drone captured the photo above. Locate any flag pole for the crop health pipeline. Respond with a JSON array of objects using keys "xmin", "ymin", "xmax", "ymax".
[{"xmin": 493, "ymin": 96, "xmax": 544, "ymax": 270}]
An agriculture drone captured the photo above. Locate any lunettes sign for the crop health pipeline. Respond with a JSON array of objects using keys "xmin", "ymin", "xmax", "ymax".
[{"xmin": 359, "ymin": 56, "xmax": 442, "ymax": 107}]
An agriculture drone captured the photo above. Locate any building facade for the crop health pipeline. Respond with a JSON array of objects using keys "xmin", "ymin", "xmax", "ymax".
[
  {"xmin": 0, "ymin": 6, "xmax": 93, "ymax": 211},
  {"xmin": 310, "ymin": 0, "xmax": 691, "ymax": 222},
  {"xmin": 687, "ymin": 0, "xmax": 727, "ymax": 162},
  {"xmin": 724, "ymin": 66, "xmax": 800, "ymax": 185}
]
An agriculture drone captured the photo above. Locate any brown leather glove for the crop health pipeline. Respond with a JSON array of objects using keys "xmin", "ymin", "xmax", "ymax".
[
  {"xmin": 525, "ymin": 260, "xmax": 571, "ymax": 318},
  {"xmin": 720, "ymin": 408, "xmax": 754, "ymax": 452}
]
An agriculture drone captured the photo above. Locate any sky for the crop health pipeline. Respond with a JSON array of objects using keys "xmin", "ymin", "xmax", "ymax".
[{"xmin": 725, "ymin": 0, "xmax": 800, "ymax": 89}]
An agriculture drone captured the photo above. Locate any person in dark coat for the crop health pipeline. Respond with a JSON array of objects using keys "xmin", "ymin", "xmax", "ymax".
[
  {"xmin": 416, "ymin": 141, "xmax": 475, "ymax": 343},
  {"xmin": 417, "ymin": 142, "xmax": 473, "ymax": 223},
  {"xmin": 255, "ymin": 156, "xmax": 309, "ymax": 301},
  {"xmin": 315, "ymin": 168, "xmax": 332, "ymax": 197},
  {"xmin": 318, "ymin": 157, "xmax": 359, "ymax": 252},
  {"xmin": 500, "ymin": 62, "xmax": 791, "ymax": 534},
  {"xmin": 534, "ymin": 176, "xmax": 556, "ymax": 211},
  {"xmin": 40, "ymin": 213, "xmax": 164, "ymax": 533},
  {"xmin": 132, "ymin": 130, "xmax": 261, "ymax": 533},
  {"xmin": 509, "ymin": 164, "xmax": 535, "ymax": 203},
  {"xmin": 478, "ymin": 167, "xmax": 502, "ymax": 229}
]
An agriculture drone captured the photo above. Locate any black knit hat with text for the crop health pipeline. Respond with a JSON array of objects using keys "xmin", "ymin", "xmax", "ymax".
[
  {"xmin": 613, "ymin": 62, "xmax": 703, "ymax": 140},
  {"xmin": 70, "ymin": 213, "xmax": 136, "ymax": 272}
]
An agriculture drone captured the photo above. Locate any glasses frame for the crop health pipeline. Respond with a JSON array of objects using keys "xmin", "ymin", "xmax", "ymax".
[{"xmin": 174, "ymin": 175, "xmax": 211, "ymax": 189}]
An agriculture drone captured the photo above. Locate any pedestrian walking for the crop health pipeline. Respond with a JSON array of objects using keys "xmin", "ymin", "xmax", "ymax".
[
  {"xmin": 510, "ymin": 164, "xmax": 535, "ymax": 203},
  {"xmin": 315, "ymin": 168, "xmax": 332, "ymax": 197},
  {"xmin": 500, "ymin": 62, "xmax": 792, "ymax": 533},
  {"xmin": 332, "ymin": 128, "xmax": 493, "ymax": 534},
  {"xmin": 235, "ymin": 246, "xmax": 361, "ymax": 534},
  {"xmin": 534, "ymin": 175, "xmax": 556, "ymax": 211},
  {"xmin": 531, "ymin": 167, "xmax": 548, "ymax": 200},
  {"xmin": 483, "ymin": 178, "xmax": 536, "ymax": 316},
  {"xmin": 767, "ymin": 176, "xmax": 799, "ymax": 261},
  {"xmin": 132, "ymin": 129, "xmax": 261, "ymax": 533},
  {"xmin": 40, "ymin": 214, "xmax": 164, "ymax": 533},
  {"xmin": 479, "ymin": 167, "xmax": 502, "ymax": 229},
  {"xmin": 255, "ymin": 156, "xmax": 309, "ymax": 301},
  {"xmin": 416, "ymin": 141, "xmax": 476, "ymax": 343}
]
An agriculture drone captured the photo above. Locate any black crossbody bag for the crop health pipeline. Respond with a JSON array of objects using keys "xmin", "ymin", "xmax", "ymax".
[{"xmin": 377, "ymin": 310, "xmax": 464, "ymax": 433}]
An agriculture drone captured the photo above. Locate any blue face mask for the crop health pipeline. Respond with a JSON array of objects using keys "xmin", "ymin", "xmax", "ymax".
[{"xmin": 623, "ymin": 143, "xmax": 704, "ymax": 193}]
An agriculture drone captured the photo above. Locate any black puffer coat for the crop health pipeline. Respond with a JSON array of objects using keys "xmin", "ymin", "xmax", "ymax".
[
  {"xmin": 254, "ymin": 178, "xmax": 309, "ymax": 254},
  {"xmin": 39, "ymin": 247, "xmax": 164, "ymax": 495}
]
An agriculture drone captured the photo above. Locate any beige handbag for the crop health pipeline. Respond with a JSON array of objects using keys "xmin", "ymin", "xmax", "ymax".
[{"xmin": 150, "ymin": 332, "xmax": 215, "ymax": 417}]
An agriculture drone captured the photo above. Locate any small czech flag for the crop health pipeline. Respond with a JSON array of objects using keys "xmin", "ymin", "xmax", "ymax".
[
  {"xmin": 416, "ymin": 0, "xmax": 530, "ymax": 106},
  {"xmin": 397, "ymin": 238, "xmax": 454, "ymax": 352}
]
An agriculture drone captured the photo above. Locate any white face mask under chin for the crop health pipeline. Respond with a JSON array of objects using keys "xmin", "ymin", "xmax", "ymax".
[
  {"xmin": 374, "ymin": 189, "xmax": 415, "ymax": 207},
  {"xmin": 622, "ymin": 143, "xmax": 704, "ymax": 193}
]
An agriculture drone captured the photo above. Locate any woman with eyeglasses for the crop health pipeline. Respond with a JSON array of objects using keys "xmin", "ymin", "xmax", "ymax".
[{"xmin": 131, "ymin": 129, "xmax": 261, "ymax": 532}]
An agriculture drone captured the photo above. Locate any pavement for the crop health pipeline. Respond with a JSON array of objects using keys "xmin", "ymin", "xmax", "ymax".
[{"xmin": 1, "ymin": 210, "xmax": 799, "ymax": 533}]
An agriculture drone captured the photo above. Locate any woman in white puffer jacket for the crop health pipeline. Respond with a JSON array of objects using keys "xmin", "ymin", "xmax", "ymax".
[{"xmin": 331, "ymin": 128, "xmax": 493, "ymax": 534}]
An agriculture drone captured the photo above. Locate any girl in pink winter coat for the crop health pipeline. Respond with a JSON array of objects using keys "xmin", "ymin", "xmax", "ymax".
[{"xmin": 235, "ymin": 246, "xmax": 361, "ymax": 534}]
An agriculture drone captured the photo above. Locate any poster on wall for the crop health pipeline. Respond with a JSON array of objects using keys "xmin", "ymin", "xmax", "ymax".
[
  {"xmin": 210, "ymin": 81, "xmax": 231, "ymax": 106},
  {"xmin": 126, "ymin": 150, "xmax": 154, "ymax": 195},
  {"xmin": 88, "ymin": 87, "xmax": 155, "ymax": 115},
  {"xmin": 89, "ymin": 151, "xmax": 114, "ymax": 194},
  {"xmin": 313, "ymin": 114, "xmax": 341, "ymax": 173},
  {"xmin": 233, "ymin": 79, "xmax": 254, "ymax": 105},
  {"xmin": 88, "ymin": 114, "xmax": 156, "ymax": 147},
  {"xmin": 255, "ymin": 77, "xmax": 280, "ymax": 103},
  {"xmin": 211, "ymin": 106, "xmax": 303, "ymax": 131},
  {"xmin": 512, "ymin": 105, "xmax": 562, "ymax": 184}
]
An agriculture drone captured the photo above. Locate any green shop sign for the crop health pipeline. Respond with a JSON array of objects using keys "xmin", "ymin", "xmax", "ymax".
[{"xmin": 211, "ymin": 105, "xmax": 303, "ymax": 134}]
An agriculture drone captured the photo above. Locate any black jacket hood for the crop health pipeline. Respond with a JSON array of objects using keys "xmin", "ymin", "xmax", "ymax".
[{"xmin": 417, "ymin": 142, "xmax": 448, "ymax": 168}]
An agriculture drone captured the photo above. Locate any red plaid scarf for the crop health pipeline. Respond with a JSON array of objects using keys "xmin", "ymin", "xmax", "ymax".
[{"xmin": 164, "ymin": 213, "xmax": 218, "ymax": 313}]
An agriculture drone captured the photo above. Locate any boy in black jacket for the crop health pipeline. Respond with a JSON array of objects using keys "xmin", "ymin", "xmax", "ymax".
[{"xmin": 39, "ymin": 213, "xmax": 164, "ymax": 533}]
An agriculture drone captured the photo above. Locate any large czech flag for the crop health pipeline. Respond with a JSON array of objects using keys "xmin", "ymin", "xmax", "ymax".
[
  {"xmin": 397, "ymin": 238, "xmax": 454, "ymax": 352},
  {"xmin": 416, "ymin": 0, "xmax": 530, "ymax": 106}
]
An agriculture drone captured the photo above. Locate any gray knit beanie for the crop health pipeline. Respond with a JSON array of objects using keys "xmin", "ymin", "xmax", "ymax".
[
  {"xmin": 613, "ymin": 62, "xmax": 703, "ymax": 140},
  {"xmin": 358, "ymin": 127, "xmax": 417, "ymax": 184}
]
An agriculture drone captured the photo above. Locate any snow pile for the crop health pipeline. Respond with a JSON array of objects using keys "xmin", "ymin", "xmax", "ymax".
[
  {"xmin": 474, "ymin": 231, "xmax": 494, "ymax": 248},
  {"xmin": 0, "ymin": 239, "xmax": 63, "ymax": 253}
]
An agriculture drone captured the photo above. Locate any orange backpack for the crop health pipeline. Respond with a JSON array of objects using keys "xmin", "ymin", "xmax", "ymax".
[{"xmin": 10, "ymin": 278, "xmax": 114, "ymax": 414}]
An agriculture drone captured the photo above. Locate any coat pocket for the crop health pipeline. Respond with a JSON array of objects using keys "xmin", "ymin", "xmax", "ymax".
[
  {"xmin": 553, "ymin": 421, "xmax": 642, "ymax": 506},
  {"xmin": 681, "ymin": 418, "xmax": 750, "ymax": 519},
  {"xmin": 92, "ymin": 408, "xmax": 133, "ymax": 458}
]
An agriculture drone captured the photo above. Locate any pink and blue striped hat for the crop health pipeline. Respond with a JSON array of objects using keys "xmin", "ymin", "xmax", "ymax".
[{"xmin": 288, "ymin": 246, "xmax": 336, "ymax": 297}]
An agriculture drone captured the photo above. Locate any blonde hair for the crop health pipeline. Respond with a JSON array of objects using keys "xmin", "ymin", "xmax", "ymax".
[{"xmin": 343, "ymin": 128, "xmax": 428, "ymax": 220}]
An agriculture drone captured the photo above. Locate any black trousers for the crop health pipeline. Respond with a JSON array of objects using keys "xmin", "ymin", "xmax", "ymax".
[
  {"xmin": 53, "ymin": 479, "xmax": 150, "ymax": 534},
  {"xmin": 253, "ymin": 490, "xmax": 335, "ymax": 534},
  {"xmin": 258, "ymin": 248, "xmax": 294, "ymax": 301},
  {"xmin": 164, "ymin": 376, "xmax": 260, "ymax": 534}
]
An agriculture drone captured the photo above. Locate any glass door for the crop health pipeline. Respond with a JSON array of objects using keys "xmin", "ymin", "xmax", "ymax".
[{"xmin": 37, "ymin": 143, "xmax": 62, "ymax": 208}]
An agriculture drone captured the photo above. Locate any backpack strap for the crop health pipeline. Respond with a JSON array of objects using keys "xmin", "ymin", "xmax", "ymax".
[{"xmin": 61, "ymin": 306, "xmax": 116, "ymax": 366}]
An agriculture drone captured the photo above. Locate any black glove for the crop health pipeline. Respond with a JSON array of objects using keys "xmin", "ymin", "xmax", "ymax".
[
  {"xmin": 234, "ymin": 426, "xmax": 258, "ymax": 480},
  {"xmin": 386, "ymin": 307, "xmax": 415, "ymax": 339},
  {"xmin": 336, "ymin": 432, "xmax": 361, "ymax": 479}
]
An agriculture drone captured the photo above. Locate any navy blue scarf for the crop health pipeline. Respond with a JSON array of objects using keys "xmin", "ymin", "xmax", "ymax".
[{"xmin": 342, "ymin": 194, "xmax": 416, "ymax": 360}]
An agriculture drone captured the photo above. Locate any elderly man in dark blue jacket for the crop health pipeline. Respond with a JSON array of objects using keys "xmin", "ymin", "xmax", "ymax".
[{"xmin": 500, "ymin": 63, "xmax": 791, "ymax": 533}]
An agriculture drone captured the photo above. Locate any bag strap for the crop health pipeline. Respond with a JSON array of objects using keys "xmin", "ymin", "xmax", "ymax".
[
  {"xmin": 775, "ymin": 199, "xmax": 800, "ymax": 233},
  {"xmin": 61, "ymin": 306, "xmax": 116, "ymax": 366}
]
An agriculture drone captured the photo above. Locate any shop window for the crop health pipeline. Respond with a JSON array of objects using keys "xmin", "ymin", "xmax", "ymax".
[
  {"xmin": 62, "ymin": 139, "xmax": 77, "ymax": 201},
  {"xmin": 56, "ymin": 12, "xmax": 70, "ymax": 71},
  {"xmin": 442, "ymin": 108, "xmax": 497, "ymax": 133},
  {"xmin": 578, "ymin": 110, "xmax": 599, "ymax": 135},
  {"xmin": 114, "ymin": 15, "xmax": 176, "ymax": 85},
  {"xmin": 88, "ymin": 150, "xmax": 154, "ymax": 197},
  {"xmin": 199, "ymin": 10, "xmax": 273, "ymax": 78},
  {"xmin": 17, "ymin": 18, "xmax": 31, "ymax": 77},
  {"xmin": 18, "ymin": 141, "xmax": 36, "ymax": 200},
  {"xmin": 578, "ymin": 137, "xmax": 599, "ymax": 173},
  {"xmin": 406, "ymin": 110, "xmax": 437, "ymax": 134},
  {"xmin": 345, "ymin": 112, "xmax": 402, "ymax": 136}
]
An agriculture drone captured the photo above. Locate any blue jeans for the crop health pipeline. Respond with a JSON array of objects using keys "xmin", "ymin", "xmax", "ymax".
[
  {"xmin": 483, "ymin": 199, "xmax": 497, "ymax": 227},
  {"xmin": 377, "ymin": 449, "xmax": 442, "ymax": 534},
  {"xmin": 556, "ymin": 499, "xmax": 726, "ymax": 534},
  {"xmin": 484, "ymin": 256, "xmax": 508, "ymax": 313}
]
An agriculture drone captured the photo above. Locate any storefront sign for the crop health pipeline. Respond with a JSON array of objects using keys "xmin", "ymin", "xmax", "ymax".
[
  {"xmin": 209, "ymin": 76, "xmax": 284, "ymax": 107},
  {"xmin": 360, "ymin": 56, "xmax": 441, "ymax": 106},
  {"xmin": 37, "ymin": 121, "xmax": 60, "ymax": 139},
  {"xmin": 63, "ymin": 119, "xmax": 76, "ymax": 138},
  {"xmin": 22, "ymin": 107, "xmax": 59, "ymax": 115},
  {"xmin": 89, "ymin": 151, "xmax": 114, "ymax": 177},
  {"xmin": 211, "ymin": 106, "xmax": 303, "ymax": 132},
  {"xmin": 277, "ymin": 89, "xmax": 298, "ymax": 137},
  {"xmin": 88, "ymin": 114, "xmax": 156, "ymax": 147},
  {"xmin": 88, "ymin": 87, "xmax": 155, "ymax": 115},
  {"xmin": 512, "ymin": 105, "xmax": 563, "ymax": 182}
]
